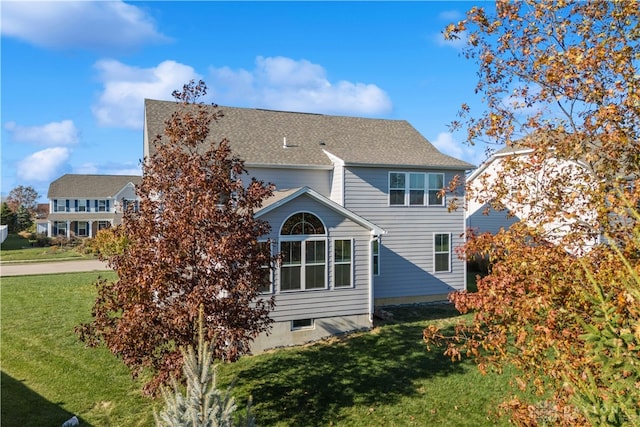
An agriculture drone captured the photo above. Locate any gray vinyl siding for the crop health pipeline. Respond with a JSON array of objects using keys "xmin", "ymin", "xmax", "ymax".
[
  {"xmin": 343, "ymin": 166, "xmax": 467, "ymax": 300},
  {"xmin": 258, "ymin": 193, "xmax": 372, "ymax": 322},
  {"xmin": 246, "ymin": 166, "xmax": 331, "ymax": 196},
  {"xmin": 467, "ymin": 203, "xmax": 520, "ymax": 235}
]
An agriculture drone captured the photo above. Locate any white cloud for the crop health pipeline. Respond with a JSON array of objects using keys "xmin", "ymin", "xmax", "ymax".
[
  {"xmin": 16, "ymin": 147, "xmax": 70, "ymax": 182},
  {"xmin": 1, "ymin": 1, "xmax": 169, "ymax": 51},
  {"xmin": 92, "ymin": 60, "xmax": 201, "ymax": 129},
  {"xmin": 435, "ymin": 30, "xmax": 468, "ymax": 50},
  {"xmin": 4, "ymin": 120, "xmax": 79, "ymax": 145},
  {"xmin": 431, "ymin": 132, "xmax": 485, "ymax": 167},
  {"xmin": 209, "ymin": 56, "xmax": 392, "ymax": 115},
  {"xmin": 73, "ymin": 162, "xmax": 142, "ymax": 176},
  {"xmin": 438, "ymin": 10, "xmax": 463, "ymax": 21}
]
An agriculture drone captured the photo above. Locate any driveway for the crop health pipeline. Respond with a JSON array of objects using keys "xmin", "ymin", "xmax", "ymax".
[{"xmin": 0, "ymin": 260, "xmax": 111, "ymax": 277}]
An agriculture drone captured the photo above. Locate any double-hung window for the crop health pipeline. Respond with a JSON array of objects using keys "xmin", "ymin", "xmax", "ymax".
[
  {"xmin": 55, "ymin": 221, "xmax": 67, "ymax": 235},
  {"xmin": 389, "ymin": 172, "xmax": 445, "ymax": 206},
  {"xmin": 77, "ymin": 199, "xmax": 88, "ymax": 212},
  {"xmin": 372, "ymin": 239, "xmax": 380, "ymax": 276},
  {"xmin": 389, "ymin": 173, "xmax": 406, "ymax": 205},
  {"xmin": 257, "ymin": 241, "xmax": 273, "ymax": 293},
  {"xmin": 97, "ymin": 200, "xmax": 108, "ymax": 212},
  {"xmin": 334, "ymin": 239, "xmax": 352, "ymax": 288},
  {"xmin": 434, "ymin": 233, "xmax": 451, "ymax": 272},
  {"xmin": 428, "ymin": 174, "xmax": 445, "ymax": 206},
  {"xmin": 55, "ymin": 199, "xmax": 66, "ymax": 212},
  {"xmin": 77, "ymin": 221, "xmax": 88, "ymax": 236},
  {"xmin": 280, "ymin": 213, "xmax": 327, "ymax": 291}
]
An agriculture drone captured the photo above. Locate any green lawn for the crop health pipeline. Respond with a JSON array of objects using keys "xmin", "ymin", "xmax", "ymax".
[
  {"xmin": 1, "ymin": 234, "xmax": 91, "ymax": 263},
  {"xmin": 1, "ymin": 272, "xmax": 515, "ymax": 426}
]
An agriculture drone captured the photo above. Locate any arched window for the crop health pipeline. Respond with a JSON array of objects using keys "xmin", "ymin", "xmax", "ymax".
[
  {"xmin": 280, "ymin": 212, "xmax": 325, "ymax": 235},
  {"xmin": 280, "ymin": 212, "xmax": 326, "ymax": 291}
]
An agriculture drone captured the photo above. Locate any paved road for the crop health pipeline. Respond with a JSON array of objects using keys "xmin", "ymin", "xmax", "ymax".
[{"xmin": 0, "ymin": 260, "xmax": 111, "ymax": 277}]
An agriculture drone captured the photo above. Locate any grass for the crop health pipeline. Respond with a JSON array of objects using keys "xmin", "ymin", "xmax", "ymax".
[
  {"xmin": 1, "ymin": 272, "xmax": 516, "ymax": 426},
  {"xmin": 0, "ymin": 234, "xmax": 91, "ymax": 263}
]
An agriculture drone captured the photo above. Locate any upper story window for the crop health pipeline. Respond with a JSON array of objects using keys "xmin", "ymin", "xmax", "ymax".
[
  {"xmin": 97, "ymin": 200, "xmax": 109, "ymax": 212},
  {"xmin": 280, "ymin": 212, "xmax": 327, "ymax": 291},
  {"xmin": 389, "ymin": 172, "xmax": 445, "ymax": 206},
  {"xmin": 76, "ymin": 199, "xmax": 88, "ymax": 212},
  {"xmin": 122, "ymin": 199, "xmax": 139, "ymax": 213},
  {"xmin": 54, "ymin": 199, "xmax": 67, "ymax": 212}
]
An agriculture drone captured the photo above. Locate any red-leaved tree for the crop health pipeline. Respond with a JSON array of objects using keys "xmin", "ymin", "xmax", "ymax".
[{"xmin": 77, "ymin": 81, "xmax": 276, "ymax": 394}]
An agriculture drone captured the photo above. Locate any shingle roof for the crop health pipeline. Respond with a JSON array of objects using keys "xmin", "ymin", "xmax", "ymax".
[
  {"xmin": 47, "ymin": 174, "xmax": 142, "ymax": 198},
  {"xmin": 144, "ymin": 99, "xmax": 475, "ymax": 170}
]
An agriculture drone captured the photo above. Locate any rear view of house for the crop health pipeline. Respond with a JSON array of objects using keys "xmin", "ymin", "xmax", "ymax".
[
  {"xmin": 47, "ymin": 174, "xmax": 141, "ymax": 238},
  {"xmin": 144, "ymin": 100, "xmax": 475, "ymax": 351}
]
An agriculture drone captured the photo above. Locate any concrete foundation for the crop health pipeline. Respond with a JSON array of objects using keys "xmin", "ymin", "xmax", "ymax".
[{"xmin": 250, "ymin": 314, "xmax": 372, "ymax": 354}]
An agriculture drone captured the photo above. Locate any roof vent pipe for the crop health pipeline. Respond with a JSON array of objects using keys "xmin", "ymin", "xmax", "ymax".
[{"xmin": 283, "ymin": 137, "xmax": 288, "ymax": 148}]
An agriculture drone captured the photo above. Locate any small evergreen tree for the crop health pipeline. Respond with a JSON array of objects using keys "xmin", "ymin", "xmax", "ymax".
[
  {"xmin": 15, "ymin": 205, "xmax": 33, "ymax": 233},
  {"xmin": 1, "ymin": 202, "xmax": 17, "ymax": 234},
  {"xmin": 155, "ymin": 310, "xmax": 256, "ymax": 427}
]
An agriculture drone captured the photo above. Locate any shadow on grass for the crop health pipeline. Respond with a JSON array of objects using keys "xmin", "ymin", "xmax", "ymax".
[
  {"xmin": 230, "ymin": 304, "xmax": 466, "ymax": 426},
  {"xmin": 1, "ymin": 371, "xmax": 92, "ymax": 427}
]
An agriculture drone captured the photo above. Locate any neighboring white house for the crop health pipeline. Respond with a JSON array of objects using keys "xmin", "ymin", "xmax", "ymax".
[
  {"xmin": 46, "ymin": 174, "xmax": 142, "ymax": 238},
  {"xmin": 466, "ymin": 145, "xmax": 600, "ymax": 253},
  {"xmin": 144, "ymin": 100, "xmax": 475, "ymax": 352}
]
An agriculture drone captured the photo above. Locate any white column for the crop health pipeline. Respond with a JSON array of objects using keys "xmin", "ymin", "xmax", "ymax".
[
  {"xmin": 66, "ymin": 221, "xmax": 71, "ymax": 239},
  {"xmin": 88, "ymin": 220, "xmax": 93, "ymax": 238}
]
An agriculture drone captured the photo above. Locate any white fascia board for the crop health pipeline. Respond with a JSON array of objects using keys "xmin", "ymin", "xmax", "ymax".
[
  {"xmin": 342, "ymin": 162, "xmax": 475, "ymax": 171},
  {"xmin": 245, "ymin": 163, "xmax": 333, "ymax": 170},
  {"xmin": 467, "ymin": 148, "xmax": 533, "ymax": 182}
]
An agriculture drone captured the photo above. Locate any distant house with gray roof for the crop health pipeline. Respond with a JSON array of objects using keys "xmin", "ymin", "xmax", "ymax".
[
  {"xmin": 145, "ymin": 99, "xmax": 475, "ymax": 352},
  {"xmin": 47, "ymin": 174, "xmax": 141, "ymax": 238}
]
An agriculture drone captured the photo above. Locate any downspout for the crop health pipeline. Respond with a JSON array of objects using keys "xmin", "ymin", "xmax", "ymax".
[{"xmin": 368, "ymin": 233, "xmax": 377, "ymax": 324}]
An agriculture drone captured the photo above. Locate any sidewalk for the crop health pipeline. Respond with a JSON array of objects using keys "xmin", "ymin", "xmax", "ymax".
[{"xmin": 0, "ymin": 260, "xmax": 111, "ymax": 277}]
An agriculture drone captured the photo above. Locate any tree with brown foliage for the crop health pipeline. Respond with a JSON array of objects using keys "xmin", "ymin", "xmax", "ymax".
[
  {"xmin": 77, "ymin": 81, "xmax": 276, "ymax": 394},
  {"xmin": 424, "ymin": 1, "xmax": 640, "ymax": 425},
  {"xmin": 6, "ymin": 185, "xmax": 39, "ymax": 216}
]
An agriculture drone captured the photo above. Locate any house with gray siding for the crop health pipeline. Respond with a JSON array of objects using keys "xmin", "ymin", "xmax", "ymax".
[
  {"xmin": 144, "ymin": 99, "xmax": 474, "ymax": 352},
  {"xmin": 47, "ymin": 174, "xmax": 141, "ymax": 238}
]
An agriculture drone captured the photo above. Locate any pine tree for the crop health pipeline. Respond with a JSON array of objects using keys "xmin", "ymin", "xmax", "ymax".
[
  {"xmin": 1, "ymin": 202, "xmax": 17, "ymax": 234},
  {"xmin": 15, "ymin": 205, "xmax": 33, "ymax": 233},
  {"xmin": 155, "ymin": 310, "xmax": 256, "ymax": 427}
]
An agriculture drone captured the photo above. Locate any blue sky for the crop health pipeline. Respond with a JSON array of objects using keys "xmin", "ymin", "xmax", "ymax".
[{"xmin": 1, "ymin": 1, "xmax": 489, "ymax": 202}]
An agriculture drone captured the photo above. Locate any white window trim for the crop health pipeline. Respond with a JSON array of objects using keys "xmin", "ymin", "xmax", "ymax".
[
  {"xmin": 97, "ymin": 200, "xmax": 108, "ymax": 212},
  {"xmin": 372, "ymin": 238, "xmax": 380, "ymax": 276},
  {"xmin": 77, "ymin": 221, "xmax": 89, "ymax": 236},
  {"xmin": 279, "ymin": 236, "xmax": 328, "ymax": 292},
  {"xmin": 258, "ymin": 240, "xmax": 274, "ymax": 294},
  {"xmin": 291, "ymin": 318, "xmax": 315, "ymax": 331},
  {"xmin": 333, "ymin": 238, "xmax": 354, "ymax": 289},
  {"xmin": 55, "ymin": 199, "xmax": 66, "ymax": 213},
  {"xmin": 55, "ymin": 221, "xmax": 67, "ymax": 234},
  {"xmin": 388, "ymin": 171, "xmax": 446, "ymax": 207},
  {"xmin": 433, "ymin": 232, "xmax": 452, "ymax": 273},
  {"xmin": 77, "ymin": 199, "xmax": 88, "ymax": 212}
]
